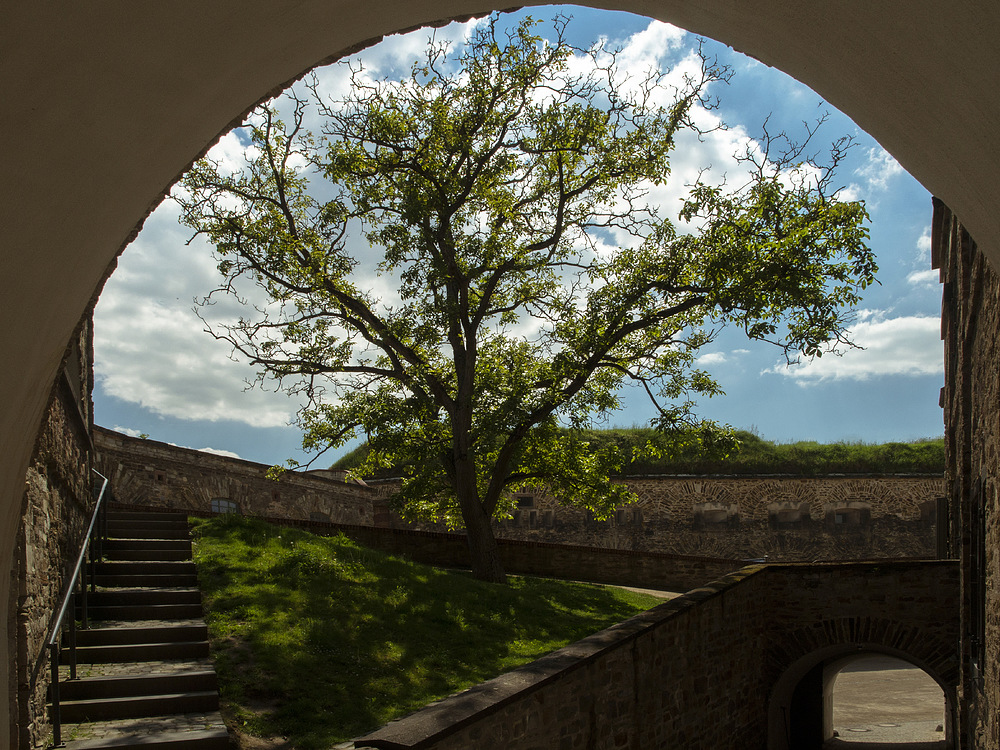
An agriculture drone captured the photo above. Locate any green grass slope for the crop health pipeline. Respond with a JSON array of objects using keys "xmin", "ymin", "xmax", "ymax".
[{"xmin": 191, "ymin": 515, "xmax": 662, "ymax": 748}]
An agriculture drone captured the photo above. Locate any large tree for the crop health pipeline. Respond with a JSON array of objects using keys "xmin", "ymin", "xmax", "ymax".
[{"xmin": 177, "ymin": 15, "xmax": 874, "ymax": 583}]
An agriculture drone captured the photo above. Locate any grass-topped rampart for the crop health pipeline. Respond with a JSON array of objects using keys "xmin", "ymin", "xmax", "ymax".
[
  {"xmin": 332, "ymin": 429, "xmax": 945, "ymax": 478},
  {"xmin": 191, "ymin": 515, "xmax": 663, "ymax": 748}
]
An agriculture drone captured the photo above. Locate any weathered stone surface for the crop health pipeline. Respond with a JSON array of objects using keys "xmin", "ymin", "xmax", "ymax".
[
  {"xmin": 354, "ymin": 561, "xmax": 959, "ymax": 750},
  {"xmin": 371, "ymin": 473, "xmax": 944, "ymax": 562},
  {"xmin": 93, "ymin": 426, "xmax": 377, "ymax": 526},
  {"xmin": 937, "ymin": 199, "xmax": 1000, "ymax": 749},
  {"xmin": 12, "ymin": 319, "xmax": 95, "ymax": 750}
]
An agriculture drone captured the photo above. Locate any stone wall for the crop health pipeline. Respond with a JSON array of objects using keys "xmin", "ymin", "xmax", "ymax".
[
  {"xmin": 355, "ymin": 560, "xmax": 960, "ymax": 750},
  {"xmin": 372, "ymin": 473, "xmax": 944, "ymax": 562},
  {"xmin": 10, "ymin": 318, "xmax": 95, "ymax": 750},
  {"xmin": 937, "ymin": 198, "xmax": 1000, "ymax": 749},
  {"xmin": 93, "ymin": 427, "xmax": 378, "ymax": 527}
]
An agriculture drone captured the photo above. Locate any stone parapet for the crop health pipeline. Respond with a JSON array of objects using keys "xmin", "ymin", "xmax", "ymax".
[
  {"xmin": 93, "ymin": 427, "xmax": 377, "ymax": 527},
  {"xmin": 355, "ymin": 560, "xmax": 960, "ymax": 750}
]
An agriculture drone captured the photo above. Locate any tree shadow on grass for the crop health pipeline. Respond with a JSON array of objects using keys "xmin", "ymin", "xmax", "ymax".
[{"xmin": 191, "ymin": 515, "xmax": 655, "ymax": 749}]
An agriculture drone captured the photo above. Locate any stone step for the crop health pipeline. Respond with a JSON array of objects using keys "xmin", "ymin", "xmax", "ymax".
[
  {"xmin": 85, "ymin": 588, "xmax": 202, "ymax": 607},
  {"xmin": 58, "ymin": 670, "xmax": 218, "ymax": 701},
  {"xmin": 105, "ymin": 539, "xmax": 192, "ymax": 552},
  {"xmin": 106, "ymin": 517, "xmax": 190, "ymax": 531},
  {"xmin": 81, "ymin": 603, "xmax": 205, "ymax": 621},
  {"xmin": 60, "ymin": 656, "xmax": 214, "ymax": 681},
  {"xmin": 96, "ymin": 561, "xmax": 197, "ymax": 576},
  {"xmin": 107, "ymin": 525, "xmax": 192, "ymax": 539},
  {"xmin": 76, "ymin": 623, "xmax": 209, "ymax": 647},
  {"xmin": 108, "ymin": 510, "xmax": 190, "ymax": 523},
  {"xmin": 59, "ymin": 691, "xmax": 219, "ymax": 723},
  {"xmin": 53, "ymin": 507, "xmax": 229, "ymax": 750},
  {"xmin": 64, "ymin": 640, "xmax": 211, "ymax": 664},
  {"xmin": 93, "ymin": 573, "xmax": 200, "ymax": 588},
  {"xmin": 63, "ymin": 726, "xmax": 229, "ymax": 750},
  {"xmin": 104, "ymin": 549, "xmax": 193, "ymax": 562}
]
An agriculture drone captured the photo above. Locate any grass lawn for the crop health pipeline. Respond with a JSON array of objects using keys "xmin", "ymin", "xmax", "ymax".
[{"xmin": 191, "ymin": 515, "xmax": 663, "ymax": 748}]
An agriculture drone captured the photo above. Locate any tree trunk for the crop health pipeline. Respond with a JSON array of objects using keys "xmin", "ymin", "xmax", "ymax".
[{"xmin": 463, "ymin": 505, "xmax": 507, "ymax": 583}]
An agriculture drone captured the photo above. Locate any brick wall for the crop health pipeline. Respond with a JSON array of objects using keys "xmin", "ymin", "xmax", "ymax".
[
  {"xmin": 93, "ymin": 427, "xmax": 378, "ymax": 527},
  {"xmin": 355, "ymin": 560, "xmax": 959, "ymax": 750},
  {"xmin": 10, "ymin": 318, "xmax": 95, "ymax": 750},
  {"xmin": 937, "ymin": 198, "xmax": 1000, "ymax": 749}
]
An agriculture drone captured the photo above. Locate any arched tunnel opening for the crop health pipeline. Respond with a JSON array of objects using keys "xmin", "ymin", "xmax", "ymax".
[{"xmin": 825, "ymin": 654, "xmax": 946, "ymax": 747}]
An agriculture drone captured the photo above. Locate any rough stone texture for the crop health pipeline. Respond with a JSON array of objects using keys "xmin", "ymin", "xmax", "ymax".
[
  {"xmin": 371, "ymin": 473, "xmax": 944, "ymax": 562},
  {"xmin": 355, "ymin": 561, "xmax": 960, "ymax": 750},
  {"xmin": 937, "ymin": 199, "xmax": 1000, "ymax": 750},
  {"xmin": 95, "ymin": 425, "xmax": 942, "ymax": 564},
  {"xmin": 11, "ymin": 319, "xmax": 95, "ymax": 750},
  {"xmin": 93, "ymin": 426, "xmax": 377, "ymax": 526}
]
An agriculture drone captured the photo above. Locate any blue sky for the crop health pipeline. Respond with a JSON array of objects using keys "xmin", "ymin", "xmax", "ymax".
[{"xmin": 93, "ymin": 7, "xmax": 942, "ymax": 466}]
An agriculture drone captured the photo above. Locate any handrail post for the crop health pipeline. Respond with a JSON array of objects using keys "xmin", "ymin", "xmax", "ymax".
[
  {"xmin": 68, "ymin": 602, "xmax": 77, "ymax": 681},
  {"xmin": 79, "ymin": 567, "xmax": 88, "ymax": 631},
  {"xmin": 49, "ymin": 642, "xmax": 61, "ymax": 747}
]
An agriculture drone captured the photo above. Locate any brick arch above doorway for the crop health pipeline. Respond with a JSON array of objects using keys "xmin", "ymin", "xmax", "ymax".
[{"xmin": 766, "ymin": 628, "xmax": 959, "ymax": 750}]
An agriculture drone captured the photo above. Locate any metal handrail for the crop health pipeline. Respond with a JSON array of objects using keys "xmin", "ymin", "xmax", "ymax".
[{"xmin": 47, "ymin": 469, "xmax": 112, "ymax": 747}]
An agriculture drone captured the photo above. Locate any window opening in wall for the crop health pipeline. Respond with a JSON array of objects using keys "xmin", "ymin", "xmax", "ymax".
[
  {"xmin": 828, "ymin": 656, "xmax": 945, "ymax": 744},
  {"xmin": 828, "ymin": 505, "xmax": 869, "ymax": 530},
  {"xmin": 210, "ymin": 498, "xmax": 239, "ymax": 515},
  {"xmin": 516, "ymin": 495, "xmax": 534, "ymax": 508},
  {"xmin": 703, "ymin": 509, "xmax": 728, "ymax": 524}
]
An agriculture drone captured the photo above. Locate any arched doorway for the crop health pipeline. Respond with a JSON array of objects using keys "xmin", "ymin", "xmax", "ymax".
[
  {"xmin": 769, "ymin": 645, "xmax": 957, "ymax": 750},
  {"xmin": 826, "ymin": 654, "xmax": 946, "ymax": 747},
  {"xmin": 3, "ymin": 0, "xmax": 998, "ymax": 740}
]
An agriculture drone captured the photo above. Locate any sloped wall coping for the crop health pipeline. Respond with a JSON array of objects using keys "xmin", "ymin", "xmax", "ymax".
[{"xmin": 354, "ymin": 564, "xmax": 766, "ymax": 749}]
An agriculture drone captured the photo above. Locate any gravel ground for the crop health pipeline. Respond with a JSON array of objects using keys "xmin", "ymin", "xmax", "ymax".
[{"xmin": 826, "ymin": 656, "xmax": 947, "ymax": 748}]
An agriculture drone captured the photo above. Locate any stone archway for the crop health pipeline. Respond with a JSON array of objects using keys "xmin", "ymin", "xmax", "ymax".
[
  {"xmin": 3, "ymin": 0, "xmax": 998, "ymax": 739},
  {"xmin": 768, "ymin": 632, "xmax": 959, "ymax": 750}
]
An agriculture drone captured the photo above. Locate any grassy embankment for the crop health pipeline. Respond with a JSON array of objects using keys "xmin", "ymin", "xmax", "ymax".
[
  {"xmin": 192, "ymin": 515, "xmax": 663, "ymax": 748},
  {"xmin": 332, "ymin": 429, "xmax": 946, "ymax": 477}
]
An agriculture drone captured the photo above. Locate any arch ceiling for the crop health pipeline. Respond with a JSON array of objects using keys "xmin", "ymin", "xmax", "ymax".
[{"xmin": 1, "ymin": 0, "xmax": 998, "ymax": 732}]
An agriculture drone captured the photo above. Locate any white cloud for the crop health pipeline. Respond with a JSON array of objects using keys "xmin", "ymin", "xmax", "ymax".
[
  {"xmin": 855, "ymin": 146, "xmax": 905, "ymax": 192},
  {"xmin": 916, "ymin": 226, "xmax": 932, "ymax": 265},
  {"xmin": 696, "ymin": 351, "xmax": 728, "ymax": 366},
  {"xmin": 94, "ymin": 200, "xmax": 304, "ymax": 428},
  {"xmin": 195, "ymin": 446, "xmax": 243, "ymax": 459},
  {"xmin": 907, "ymin": 268, "xmax": 939, "ymax": 287},
  {"xmin": 112, "ymin": 425, "xmax": 145, "ymax": 438},
  {"xmin": 766, "ymin": 313, "xmax": 942, "ymax": 385}
]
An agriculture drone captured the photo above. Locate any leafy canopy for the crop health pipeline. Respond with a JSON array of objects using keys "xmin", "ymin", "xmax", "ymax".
[{"xmin": 177, "ymin": 14, "xmax": 874, "ymax": 542}]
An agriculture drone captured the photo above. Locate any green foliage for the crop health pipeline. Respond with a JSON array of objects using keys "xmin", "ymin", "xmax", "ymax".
[
  {"xmin": 334, "ymin": 430, "xmax": 945, "ymax": 476},
  {"xmin": 176, "ymin": 14, "xmax": 875, "ymax": 580},
  {"xmin": 191, "ymin": 515, "xmax": 661, "ymax": 747}
]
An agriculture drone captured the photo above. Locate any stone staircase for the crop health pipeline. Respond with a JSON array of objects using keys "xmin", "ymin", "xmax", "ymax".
[{"xmin": 53, "ymin": 510, "xmax": 230, "ymax": 750}]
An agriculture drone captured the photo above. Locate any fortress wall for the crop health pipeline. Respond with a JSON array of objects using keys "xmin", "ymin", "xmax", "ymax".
[
  {"xmin": 372, "ymin": 473, "xmax": 944, "ymax": 562},
  {"xmin": 938, "ymin": 199, "xmax": 1000, "ymax": 749},
  {"xmin": 93, "ymin": 425, "xmax": 943, "ymax": 570},
  {"xmin": 93, "ymin": 427, "xmax": 377, "ymax": 527},
  {"xmin": 10, "ymin": 320, "xmax": 95, "ymax": 750},
  {"xmin": 356, "ymin": 561, "xmax": 959, "ymax": 750}
]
